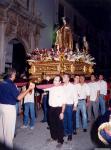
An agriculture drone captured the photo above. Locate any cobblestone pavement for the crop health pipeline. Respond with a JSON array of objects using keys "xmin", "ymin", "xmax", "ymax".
[{"xmin": 14, "ymin": 110, "xmax": 96, "ymax": 150}]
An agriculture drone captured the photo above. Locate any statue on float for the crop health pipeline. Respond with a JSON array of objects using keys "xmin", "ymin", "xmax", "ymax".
[
  {"xmin": 83, "ymin": 36, "xmax": 89, "ymax": 54},
  {"xmin": 55, "ymin": 17, "xmax": 73, "ymax": 50}
]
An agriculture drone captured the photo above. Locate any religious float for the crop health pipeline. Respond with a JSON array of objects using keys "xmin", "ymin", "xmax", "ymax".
[
  {"xmin": 27, "ymin": 47, "xmax": 95, "ymax": 82},
  {"xmin": 27, "ymin": 17, "xmax": 95, "ymax": 82}
]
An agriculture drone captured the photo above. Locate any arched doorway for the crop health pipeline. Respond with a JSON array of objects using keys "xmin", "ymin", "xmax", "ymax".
[{"xmin": 5, "ymin": 38, "xmax": 27, "ymax": 77}]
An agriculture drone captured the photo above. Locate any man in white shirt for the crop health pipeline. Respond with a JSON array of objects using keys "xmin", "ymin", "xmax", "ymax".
[
  {"xmin": 45, "ymin": 75, "xmax": 66, "ymax": 148},
  {"xmin": 88, "ymin": 74, "xmax": 100, "ymax": 121},
  {"xmin": 98, "ymin": 74, "xmax": 107, "ymax": 115},
  {"xmin": 76, "ymin": 75, "xmax": 90, "ymax": 132},
  {"xmin": 62, "ymin": 74, "xmax": 78, "ymax": 141}
]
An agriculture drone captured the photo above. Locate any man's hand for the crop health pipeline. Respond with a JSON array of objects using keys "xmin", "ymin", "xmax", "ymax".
[
  {"xmin": 95, "ymin": 97, "xmax": 98, "ymax": 102},
  {"xmin": 59, "ymin": 113, "xmax": 64, "ymax": 120},
  {"xmin": 73, "ymin": 107, "xmax": 77, "ymax": 111}
]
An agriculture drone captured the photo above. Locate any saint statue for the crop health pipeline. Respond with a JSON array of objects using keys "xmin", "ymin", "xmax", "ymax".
[
  {"xmin": 75, "ymin": 43, "xmax": 80, "ymax": 54},
  {"xmin": 55, "ymin": 17, "xmax": 73, "ymax": 50},
  {"xmin": 52, "ymin": 24, "xmax": 59, "ymax": 48},
  {"xmin": 83, "ymin": 36, "xmax": 89, "ymax": 54}
]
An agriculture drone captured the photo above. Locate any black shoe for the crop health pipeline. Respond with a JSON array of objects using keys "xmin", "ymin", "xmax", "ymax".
[
  {"xmin": 14, "ymin": 133, "xmax": 16, "ymax": 138},
  {"xmin": 73, "ymin": 130, "xmax": 77, "ymax": 135},
  {"xmin": 83, "ymin": 129, "xmax": 87, "ymax": 132},
  {"xmin": 40, "ymin": 120, "xmax": 47, "ymax": 123},
  {"xmin": 67, "ymin": 135, "xmax": 72, "ymax": 141},
  {"xmin": 47, "ymin": 126, "xmax": 50, "ymax": 130}
]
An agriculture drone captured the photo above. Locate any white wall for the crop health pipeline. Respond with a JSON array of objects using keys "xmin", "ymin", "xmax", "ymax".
[{"xmin": 37, "ymin": 0, "xmax": 57, "ymax": 48}]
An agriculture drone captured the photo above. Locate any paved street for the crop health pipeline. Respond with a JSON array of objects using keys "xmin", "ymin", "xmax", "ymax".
[{"xmin": 14, "ymin": 110, "xmax": 96, "ymax": 150}]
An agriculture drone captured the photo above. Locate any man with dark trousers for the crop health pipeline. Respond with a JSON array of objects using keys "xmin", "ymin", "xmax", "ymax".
[{"xmin": 44, "ymin": 75, "xmax": 66, "ymax": 148}]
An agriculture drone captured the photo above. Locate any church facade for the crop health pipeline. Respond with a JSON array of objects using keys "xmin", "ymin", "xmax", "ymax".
[{"xmin": 0, "ymin": 0, "xmax": 45, "ymax": 74}]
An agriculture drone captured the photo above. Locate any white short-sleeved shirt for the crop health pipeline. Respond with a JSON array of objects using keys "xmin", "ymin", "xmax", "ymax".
[
  {"xmin": 98, "ymin": 80, "xmax": 107, "ymax": 95},
  {"xmin": 77, "ymin": 83, "xmax": 90, "ymax": 99},
  {"xmin": 47, "ymin": 86, "xmax": 66, "ymax": 107},
  {"xmin": 24, "ymin": 89, "xmax": 34, "ymax": 103},
  {"xmin": 74, "ymin": 83, "xmax": 80, "ymax": 98},
  {"xmin": 63, "ymin": 82, "xmax": 78, "ymax": 107},
  {"xmin": 88, "ymin": 81, "xmax": 100, "ymax": 101}
]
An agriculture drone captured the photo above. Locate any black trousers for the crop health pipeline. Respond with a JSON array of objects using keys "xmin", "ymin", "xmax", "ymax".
[{"xmin": 49, "ymin": 106, "xmax": 64, "ymax": 144}]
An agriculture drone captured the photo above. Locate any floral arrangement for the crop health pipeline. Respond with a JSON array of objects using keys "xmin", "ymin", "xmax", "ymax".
[
  {"xmin": 27, "ymin": 48, "xmax": 55, "ymax": 61},
  {"xmin": 27, "ymin": 48, "xmax": 96, "ymax": 65}
]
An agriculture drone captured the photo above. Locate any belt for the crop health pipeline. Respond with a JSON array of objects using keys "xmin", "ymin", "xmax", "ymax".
[
  {"xmin": 100, "ymin": 94, "xmax": 105, "ymax": 96},
  {"xmin": 78, "ymin": 99, "xmax": 85, "ymax": 101}
]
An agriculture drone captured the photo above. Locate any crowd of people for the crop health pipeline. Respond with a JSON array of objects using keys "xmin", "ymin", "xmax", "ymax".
[
  {"xmin": 36, "ymin": 73, "xmax": 109, "ymax": 148},
  {"xmin": 0, "ymin": 68, "xmax": 111, "ymax": 149}
]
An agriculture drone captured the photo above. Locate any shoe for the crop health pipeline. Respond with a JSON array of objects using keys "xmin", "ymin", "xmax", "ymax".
[
  {"xmin": 46, "ymin": 138, "xmax": 54, "ymax": 143},
  {"xmin": 83, "ymin": 129, "xmax": 87, "ymax": 132},
  {"xmin": 56, "ymin": 143, "xmax": 63, "ymax": 148},
  {"xmin": 40, "ymin": 120, "xmax": 47, "ymax": 123},
  {"xmin": 73, "ymin": 130, "xmax": 77, "ymax": 135},
  {"xmin": 21, "ymin": 125, "xmax": 28, "ymax": 129},
  {"xmin": 14, "ymin": 133, "xmax": 17, "ymax": 138},
  {"xmin": 67, "ymin": 135, "xmax": 72, "ymax": 141},
  {"xmin": 47, "ymin": 126, "xmax": 50, "ymax": 130},
  {"xmin": 30, "ymin": 126, "xmax": 34, "ymax": 130}
]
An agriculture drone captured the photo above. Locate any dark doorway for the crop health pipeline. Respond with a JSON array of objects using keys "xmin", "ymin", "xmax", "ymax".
[{"xmin": 12, "ymin": 42, "xmax": 26, "ymax": 76}]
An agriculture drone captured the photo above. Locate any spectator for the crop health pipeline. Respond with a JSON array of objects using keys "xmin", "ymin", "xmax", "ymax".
[
  {"xmin": 21, "ymin": 83, "xmax": 35, "ymax": 130},
  {"xmin": 0, "ymin": 68, "xmax": 35, "ymax": 148}
]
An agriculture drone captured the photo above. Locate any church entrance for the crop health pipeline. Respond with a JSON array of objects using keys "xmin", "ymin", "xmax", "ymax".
[{"xmin": 5, "ymin": 38, "xmax": 27, "ymax": 77}]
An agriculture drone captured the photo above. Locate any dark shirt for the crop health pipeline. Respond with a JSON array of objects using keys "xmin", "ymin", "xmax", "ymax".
[
  {"xmin": 0, "ymin": 79, "xmax": 19, "ymax": 105},
  {"xmin": 91, "ymin": 110, "xmax": 111, "ymax": 147}
]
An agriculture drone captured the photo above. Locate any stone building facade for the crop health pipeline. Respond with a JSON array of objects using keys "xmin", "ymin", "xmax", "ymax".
[{"xmin": 0, "ymin": 0, "xmax": 45, "ymax": 74}]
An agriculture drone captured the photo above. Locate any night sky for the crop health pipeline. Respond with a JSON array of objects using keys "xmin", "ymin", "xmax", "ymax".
[
  {"xmin": 66, "ymin": 0, "xmax": 111, "ymax": 31},
  {"xmin": 66, "ymin": 0, "xmax": 111, "ymax": 77}
]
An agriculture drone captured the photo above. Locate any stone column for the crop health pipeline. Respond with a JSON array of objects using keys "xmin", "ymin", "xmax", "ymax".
[{"xmin": 0, "ymin": 22, "xmax": 6, "ymax": 74}]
